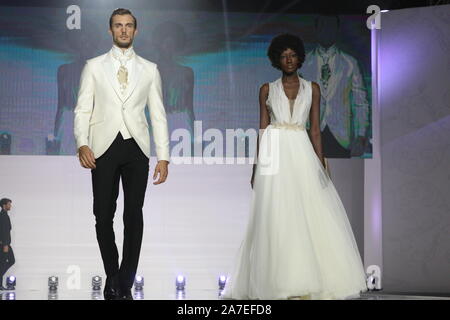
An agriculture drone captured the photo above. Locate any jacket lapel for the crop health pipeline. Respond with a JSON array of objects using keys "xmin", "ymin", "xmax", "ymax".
[
  {"xmin": 122, "ymin": 56, "xmax": 144, "ymax": 104},
  {"xmin": 102, "ymin": 51, "xmax": 124, "ymax": 102}
]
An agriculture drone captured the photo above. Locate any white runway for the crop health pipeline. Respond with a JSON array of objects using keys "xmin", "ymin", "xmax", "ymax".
[{"xmin": 1, "ymin": 156, "xmax": 448, "ymax": 300}]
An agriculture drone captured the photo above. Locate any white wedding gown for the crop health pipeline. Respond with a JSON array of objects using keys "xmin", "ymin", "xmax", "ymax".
[{"xmin": 222, "ymin": 75, "xmax": 368, "ymax": 300}]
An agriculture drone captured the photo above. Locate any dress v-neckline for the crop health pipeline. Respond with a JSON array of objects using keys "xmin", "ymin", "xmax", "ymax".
[{"xmin": 280, "ymin": 74, "xmax": 302, "ymax": 121}]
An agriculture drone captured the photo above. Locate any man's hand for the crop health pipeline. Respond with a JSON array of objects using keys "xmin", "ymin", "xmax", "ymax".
[
  {"xmin": 3, "ymin": 245, "xmax": 8, "ymax": 253},
  {"xmin": 153, "ymin": 160, "xmax": 169, "ymax": 185},
  {"xmin": 78, "ymin": 145, "xmax": 96, "ymax": 169}
]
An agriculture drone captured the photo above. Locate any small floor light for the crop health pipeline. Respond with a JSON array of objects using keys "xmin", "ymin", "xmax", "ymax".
[
  {"xmin": 48, "ymin": 276, "xmax": 58, "ymax": 291},
  {"xmin": 176, "ymin": 275, "xmax": 186, "ymax": 291},
  {"xmin": 6, "ymin": 276, "xmax": 16, "ymax": 290},
  {"xmin": 134, "ymin": 275, "xmax": 144, "ymax": 291},
  {"xmin": 367, "ymin": 272, "xmax": 376, "ymax": 290},
  {"xmin": 92, "ymin": 276, "xmax": 102, "ymax": 291},
  {"xmin": 218, "ymin": 275, "xmax": 227, "ymax": 291}
]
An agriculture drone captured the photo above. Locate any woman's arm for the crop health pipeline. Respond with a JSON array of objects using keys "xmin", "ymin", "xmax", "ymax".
[
  {"xmin": 251, "ymin": 83, "xmax": 270, "ymax": 187},
  {"xmin": 309, "ymin": 82, "xmax": 325, "ymax": 167}
]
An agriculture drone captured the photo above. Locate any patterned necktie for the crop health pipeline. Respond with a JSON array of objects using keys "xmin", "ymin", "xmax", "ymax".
[
  {"xmin": 112, "ymin": 47, "xmax": 134, "ymax": 94},
  {"xmin": 320, "ymin": 55, "xmax": 331, "ymax": 91},
  {"xmin": 117, "ymin": 64, "xmax": 128, "ymax": 93}
]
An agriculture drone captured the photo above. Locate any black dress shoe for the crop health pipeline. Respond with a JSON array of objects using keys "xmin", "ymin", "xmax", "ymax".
[
  {"xmin": 119, "ymin": 288, "xmax": 133, "ymax": 300},
  {"xmin": 0, "ymin": 286, "xmax": 7, "ymax": 291},
  {"xmin": 104, "ymin": 275, "xmax": 120, "ymax": 300}
]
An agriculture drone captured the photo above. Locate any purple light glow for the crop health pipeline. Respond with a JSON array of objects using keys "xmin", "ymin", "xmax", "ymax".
[{"xmin": 379, "ymin": 17, "xmax": 430, "ymax": 102}]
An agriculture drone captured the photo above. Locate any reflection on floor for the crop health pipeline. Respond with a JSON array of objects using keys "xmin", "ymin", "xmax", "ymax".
[
  {"xmin": 356, "ymin": 292, "xmax": 450, "ymax": 300},
  {"xmin": 1, "ymin": 288, "xmax": 449, "ymax": 300}
]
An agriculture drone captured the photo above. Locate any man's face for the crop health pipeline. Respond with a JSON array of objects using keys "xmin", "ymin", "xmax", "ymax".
[
  {"xmin": 316, "ymin": 16, "xmax": 339, "ymax": 48},
  {"xmin": 109, "ymin": 14, "xmax": 137, "ymax": 49},
  {"xmin": 3, "ymin": 202, "xmax": 12, "ymax": 211}
]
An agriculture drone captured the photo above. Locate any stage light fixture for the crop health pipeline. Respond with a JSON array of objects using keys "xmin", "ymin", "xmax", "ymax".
[
  {"xmin": 48, "ymin": 276, "xmax": 59, "ymax": 291},
  {"xmin": 6, "ymin": 276, "xmax": 16, "ymax": 290},
  {"xmin": 134, "ymin": 275, "xmax": 144, "ymax": 291},
  {"xmin": 176, "ymin": 275, "xmax": 186, "ymax": 290},
  {"xmin": 92, "ymin": 276, "xmax": 102, "ymax": 291},
  {"xmin": 366, "ymin": 271, "xmax": 377, "ymax": 290},
  {"xmin": 218, "ymin": 275, "xmax": 227, "ymax": 290}
]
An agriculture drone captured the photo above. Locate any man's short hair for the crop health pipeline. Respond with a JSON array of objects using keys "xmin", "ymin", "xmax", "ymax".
[
  {"xmin": 0, "ymin": 198, "xmax": 12, "ymax": 208},
  {"xmin": 109, "ymin": 8, "xmax": 137, "ymax": 29}
]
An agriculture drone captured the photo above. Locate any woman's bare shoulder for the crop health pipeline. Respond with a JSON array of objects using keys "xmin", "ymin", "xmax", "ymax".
[{"xmin": 259, "ymin": 83, "xmax": 269, "ymax": 96}]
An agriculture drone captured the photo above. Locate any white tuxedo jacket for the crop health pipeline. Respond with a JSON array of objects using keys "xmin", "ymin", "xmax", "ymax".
[{"xmin": 74, "ymin": 50, "xmax": 170, "ymax": 161}]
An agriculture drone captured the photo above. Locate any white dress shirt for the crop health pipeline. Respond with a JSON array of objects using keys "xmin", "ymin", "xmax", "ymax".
[{"xmin": 111, "ymin": 44, "xmax": 135, "ymax": 139}]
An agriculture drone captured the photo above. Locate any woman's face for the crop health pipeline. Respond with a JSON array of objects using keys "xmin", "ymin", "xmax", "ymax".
[{"xmin": 279, "ymin": 48, "xmax": 299, "ymax": 73}]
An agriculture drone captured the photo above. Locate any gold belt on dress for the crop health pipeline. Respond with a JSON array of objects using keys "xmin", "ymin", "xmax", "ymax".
[{"xmin": 270, "ymin": 122, "xmax": 306, "ymax": 130}]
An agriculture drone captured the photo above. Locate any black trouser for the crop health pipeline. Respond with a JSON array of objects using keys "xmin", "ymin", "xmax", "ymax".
[
  {"xmin": 91, "ymin": 132, "xmax": 149, "ymax": 290},
  {"xmin": 321, "ymin": 125, "xmax": 351, "ymax": 158},
  {"xmin": 0, "ymin": 245, "xmax": 15, "ymax": 285}
]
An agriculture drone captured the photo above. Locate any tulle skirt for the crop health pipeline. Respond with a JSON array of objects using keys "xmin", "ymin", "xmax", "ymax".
[{"xmin": 222, "ymin": 125, "xmax": 368, "ymax": 300}]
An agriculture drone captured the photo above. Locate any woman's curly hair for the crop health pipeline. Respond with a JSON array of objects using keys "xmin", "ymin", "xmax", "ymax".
[{"xmin": 267, "ymin": 33, "xmax": 306, "ymax": 70}]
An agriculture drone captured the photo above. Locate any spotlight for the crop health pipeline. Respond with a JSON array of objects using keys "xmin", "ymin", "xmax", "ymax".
[
  {"xmin": 218, "ymin": 275, "xmax": 227, "ymax": 290},
  {"xmin": 6, "ymin": 276, "xmax": 16, "ymax": 290},
  {"xmin": 367, "ymin": 272, "xmax": 376, "ymax": 290},
  {"xmin": 92, "ymin": 276, "xmax": 102, "ymax": 291},
  {"xmin": 175, "ymin": 275, "xmax": 186, "ymax": 290},
  {"xmin": 48, "ymin": 276, "xmax": 59, "ymax": 291},
  {"xmin": 134, "ymin": 275, "xmax": 144, "ymax": 291},
  {"xmin": 366, "ymin": 265, "xmax": 382, "ymax": 291}
]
